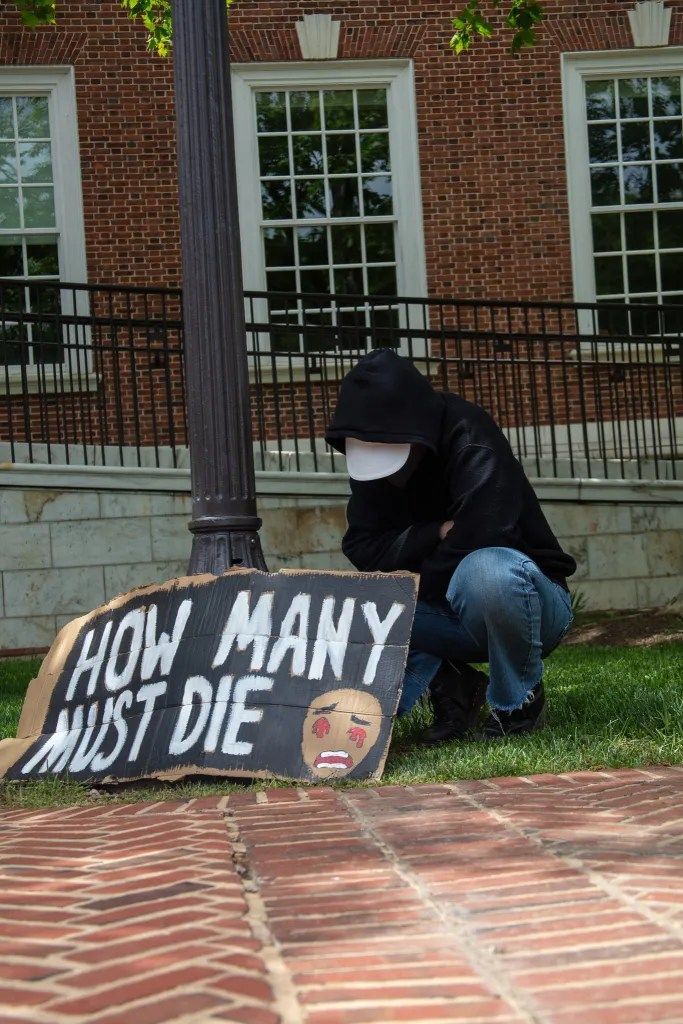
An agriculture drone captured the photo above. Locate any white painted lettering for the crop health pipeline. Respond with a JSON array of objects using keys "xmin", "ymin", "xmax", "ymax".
[
  {"xmin": 65, "ymin": 622, "xmax": 113, "ymax": 702},
  {"xmin": 266, "ymin": 594, "xmax": 310, "ymax": 676},
  {"xmin": 21, "ymin": 704, "xmax": 85, "ymax": 775},
  {"xmin": 169, "ymin": 676, "xmax": 212, "ymax": 756},
  {"xmin": 90, "ymin": 689, "xmax": 133, "ymax": 772},
  {"xmin": 104, "ymin": 608, "xmax": 146, "ymax": 693},
  {"xmin": 212, "ymin": 591, "xmax": 274, "ymax": 672},
  {"xmin": 69, "ymin": 701, "xmax": 112, "ymax": 774},
  {"xmin": 141, "ymin": 600, "xmax": 192, "ymax": 681},
  {"xmin": 203, "ymin": 675, "xmax": 233, "ymax": 753},
  {"xmin": 128, "ymin": 681, "xmax": 168, "ymax": 762},
  {"xmin": 308, "ymin": 597, "xmax": 355, "ymax": 680},
  {"xmin": 361, "ymin": 601, "xmax": 404, "ymax": 685},
  {"xmin": 222, "ymin": 674, "xmax": 274, "ymax": 756}
]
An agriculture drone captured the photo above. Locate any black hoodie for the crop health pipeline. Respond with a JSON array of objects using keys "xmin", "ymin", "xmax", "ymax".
[{"xmin": 325, "ymin": 349, "xmax": 577, "ymax": 600}]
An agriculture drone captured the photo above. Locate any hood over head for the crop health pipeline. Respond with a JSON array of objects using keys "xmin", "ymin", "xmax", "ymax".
[{"xmin": 325, "ymin": 348, "xmax": 444, "ymax": 455}]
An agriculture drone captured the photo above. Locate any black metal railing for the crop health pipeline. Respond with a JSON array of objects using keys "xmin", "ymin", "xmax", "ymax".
[{"xmin": 1, "ymin": 278, "xmax": 681, "ymax": 481}]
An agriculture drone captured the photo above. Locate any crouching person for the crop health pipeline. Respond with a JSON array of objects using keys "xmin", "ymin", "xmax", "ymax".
[{"xmin": 325, "ymin": 349, "xmax": 577, "ymax": 741}]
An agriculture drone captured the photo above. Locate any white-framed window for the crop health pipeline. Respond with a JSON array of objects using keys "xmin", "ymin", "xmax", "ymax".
[
  {"xmin": 562, "ymin": 49, "xmax": 683, "ymax": 337},
  {"xmin": 232, "ymin": 60, "xmax": 427, "ymax": 355},
  {"xmin": 0, "ymin": 67, "xmax": 88, "ymax": 372}
]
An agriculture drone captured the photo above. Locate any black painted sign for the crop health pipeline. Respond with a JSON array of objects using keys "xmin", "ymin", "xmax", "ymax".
[{"xmin": 0, "ymin": 569, "xmax": 417, "ymax": 784}]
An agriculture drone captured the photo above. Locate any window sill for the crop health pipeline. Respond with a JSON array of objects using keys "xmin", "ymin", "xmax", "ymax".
[
  {"xmin": 2, "ymin": 371, "xmax": 101, "ymax": 396},
  {"xmin": 571, "ymin": 341, "xmax": 681, "ymax": 364}
]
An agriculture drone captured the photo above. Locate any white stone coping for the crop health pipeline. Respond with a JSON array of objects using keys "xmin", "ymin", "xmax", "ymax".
[{"xmin": 1, "ymin": 461, "xmax": 681, "ymax": 504}]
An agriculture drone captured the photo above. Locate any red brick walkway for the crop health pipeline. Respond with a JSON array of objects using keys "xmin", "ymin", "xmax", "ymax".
[{"xmin": 1, "ymin": 768, "xmax": 682, "ymax": 1024}]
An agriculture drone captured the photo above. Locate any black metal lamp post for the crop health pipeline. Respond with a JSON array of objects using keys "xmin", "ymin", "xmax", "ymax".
[{"xmin": 172, "ymin": 0, "xmax": 267, "ymax": 574}]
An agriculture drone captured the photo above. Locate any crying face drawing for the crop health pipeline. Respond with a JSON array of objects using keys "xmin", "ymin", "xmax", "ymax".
[{"xmin": 301, "ymin": 688, "xmax": 383, "ymax": 780}]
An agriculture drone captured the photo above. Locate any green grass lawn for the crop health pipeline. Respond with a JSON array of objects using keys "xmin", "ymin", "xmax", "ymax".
[{"xmin": 1, "ymin": 642, "xmax": 681, "ymax": 809}]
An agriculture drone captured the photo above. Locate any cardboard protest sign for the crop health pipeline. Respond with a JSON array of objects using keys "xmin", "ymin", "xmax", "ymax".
[{"xmin": 0, "ymin": 569, "xmax": 417, "ymax": 785}]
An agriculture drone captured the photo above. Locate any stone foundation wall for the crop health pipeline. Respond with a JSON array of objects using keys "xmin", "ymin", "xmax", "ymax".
[{"xmin": 0, "ymin": 484, "xmax": 681, "ymax": 654}]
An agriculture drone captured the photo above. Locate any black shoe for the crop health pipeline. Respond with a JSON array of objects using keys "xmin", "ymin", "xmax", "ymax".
[
  {"xmin": 421, "ymin": 660, "xmax": 489, "ymax": 745},
  {"xmin": 482, "ymin": 683, "xmax": 546, "ymax": 740}
]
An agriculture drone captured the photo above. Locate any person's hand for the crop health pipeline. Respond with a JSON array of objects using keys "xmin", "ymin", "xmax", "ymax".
[{"xmin": 439, "ymin": 520, "xmax": 454, "ymax": 541}]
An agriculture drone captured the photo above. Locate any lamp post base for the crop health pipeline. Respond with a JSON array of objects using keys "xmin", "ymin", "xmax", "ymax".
[{"xmin": 188, "ymin": 519, "xmax": 268, "ymax": 575}]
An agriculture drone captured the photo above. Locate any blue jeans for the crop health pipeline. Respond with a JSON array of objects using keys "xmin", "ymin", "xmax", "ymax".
[{"xmin": 399, "ymin": 546, "xmax": 574, "ymax": 715}]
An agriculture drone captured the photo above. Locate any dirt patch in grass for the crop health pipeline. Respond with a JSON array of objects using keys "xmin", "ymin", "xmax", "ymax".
[{"xmin": 567, "ymin": 609, "xmax": 683, "ymax": 647}]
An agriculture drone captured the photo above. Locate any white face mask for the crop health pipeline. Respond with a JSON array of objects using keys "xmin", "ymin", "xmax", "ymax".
[{"xmin": 344, "ymin": 439, "xmax": 412, "ymax": 482}]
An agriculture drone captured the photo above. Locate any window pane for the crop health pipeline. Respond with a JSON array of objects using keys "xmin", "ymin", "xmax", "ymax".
[
  {"xmin": 0, "ymin": 142, "xmax": 17, "ymax": 183},
  {"xmin": 261, "ymin": 179, "xmax": 292, "ymax": 220},
  {"xmin": 30, "ymin": 283, "xmax": 63, "ymax": 365},
  {"xmin": 19, "ymin": 141, "xmax": 52, "ymax": 183},
  {"xmin": 297, "ymin": 226, "xmax": 328, "ymax": 265},
  {"xmin": 0, "ymin": 235, "xmax": 23, "ymax": 275},
  {"xmin": 292, "ymin": 134, "xmax": 323, "ymax": 175},
  {"xmin": 658, "ymin": 209, "xmax": 683, "ymax": 247},
  {"xmin": 660, "ymin": 252, "xmax": 683, "ymax": 291},
  {"xmin": 256, "ymin": 91, "xmax": 286, "ymax": 133},
  {"xmin": 26, "ymin": 235, "xmax": 59, "ymax": 275},
  {"xmin": 595, "ymin": 255, "xmax": 624, "ymax": 294},
  {"xmin": 653, "ymin": 120, "xmax": 683, "ymax": 160},
  {"xmin": 0, "ymin": 323, "xmax": 28, "ymax": 365},
  {"xmin": 592, "ymin": 212, "xmax": 620, "ymax": 252},
  {"xmin": 656, "ymin": 162, "xmax": 683, "ymax": 202},
  {"xmin": 588, "ymin": 124, "xmax": 618, "ymax": 164},
  {"xmin": 360, "ymin": 133, "xmax": 390, "ymax": 173},
  {"xmin": 334, "ymin": 267, "xmax": 364, "ymax": 294},
  {"xmin": 303, "ymin": 311, "xmax": 334, "ymax": 353},
  {"xmin": 619, "ymin": 78, "xmax": 649, "ymax": 119},
  {"xmin": 324, "ymin": 91, "xmax": 354, "ymax": 131},
  {"xmin": 0, "ymin": 282, "xmax": 25, "ymax": 313},
  {"xmin": 597, "ymin": 300, "xmax": 629, "ymax": 335},
  {"xmin": 367, "ymin": 265, "xmax": 397, "ymax": 295},
  {"xmin": 663, "ymin": 296, "xmax": 683, "ymax": 333},
  {"xmin": 365, "ymin": 222, "xmax": 395, "ymax": 261},
  {"xmin": 623, "ymin": 164, "xmax": 652, "ymax": 204},
  {"xmin": 624, "ymin": 211, "xmax": 654, "ymax": 250},
  {"xmin": 586, "ymin": 80, "xmax": 615, "ymax": 120},
  {"xmin": 590, "ymin": 165, "xmax": 620, "ymax": 206},
  {"xmin": 337, "ymin": 309, "xmax": 367, "ymax": 350},
  {"xmin": 330, "ymin": 177, "xmax": 360, "ymax": 217},
  {"xmin": 271, "ymin": 324, "xmax": 301, "ymax": 353},
  {"xmin": 0, "ymin": 98, "xmax": 13, "ymax": 138},
  {"xmin": 258, "ymin": 136, "xmax": 289, "ymax": 176},
  {"xmin": 29, "ymin": 283, "xmax": 59, "ymax": 314},
  {"xmin": 290, "ymin": 91, "xmax": 320, "ymax": 131},
  {"xmin": 326, "ymin": 133, "xmax": 357, "ymax": 174},
  {"xmin": 299, "ymin": 268, "xmax": 330, "ymax": 294},
  {"xmin": 621, "ymin": 121, "xmax": 651, "ymax": 162},
  {"xmin": 358, "ymin": 90, "xmax": 388, "ymax": 129},
  {"xmin": 629, "ymin": 299, "xmax": 661, "ymax": 336},
  {"xmin": 32, "ymin": 321, "xmax": 63, "ymax": 364},
  {"xmin": 362, "ymin": 175, "xmax": 393, "ymax": 215},
  {"xmin": 266, "ymin": 270, "xmax": 296, "ymax": 293},
  {"xmin": 331, "ymin": 224, "xmax": 361, "ymax": 263},
  {"xmin": 370, "ymin": 307, "xmax": 400, "ymax": 348},
  {"xmin": 16, "ymin": 96, "xmax": 49, "ymax": 138},
  {"xmin": 295, "ymin": 179, "xmax": 327, "ymax": 219},
  {"xmin": 23, "ymin": 185, "xmax": 56, "ymax": 227},
  {"xmin": 627, "ymin": 254, "xmax": 657, "ymax": 292},
  {"xmin": 0, "ymin": 187, "xmax": 21, "ymax": 228},
  {"xmin": 263, "ymin": 227, "xmax": 294, "ymax": 267},
  {"xmin": 652, "ymin": 77, "xmax": 682, "ymax": 117}
]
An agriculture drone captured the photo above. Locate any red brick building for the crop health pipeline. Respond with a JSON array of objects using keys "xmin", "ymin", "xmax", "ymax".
[{"xmin": 0, "ymin": 1, "xmax": 681, "ymax": 308}]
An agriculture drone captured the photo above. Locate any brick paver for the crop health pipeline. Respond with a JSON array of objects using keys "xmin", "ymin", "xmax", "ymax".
[{"xmin": 1, "ymin": 767, "xmax": 682, "ymax": 1024}]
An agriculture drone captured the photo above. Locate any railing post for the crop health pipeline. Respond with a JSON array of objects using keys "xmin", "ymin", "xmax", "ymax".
[{"xmin": 171, "ymin": 0, "xmax": 266, "ymax": 574}]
